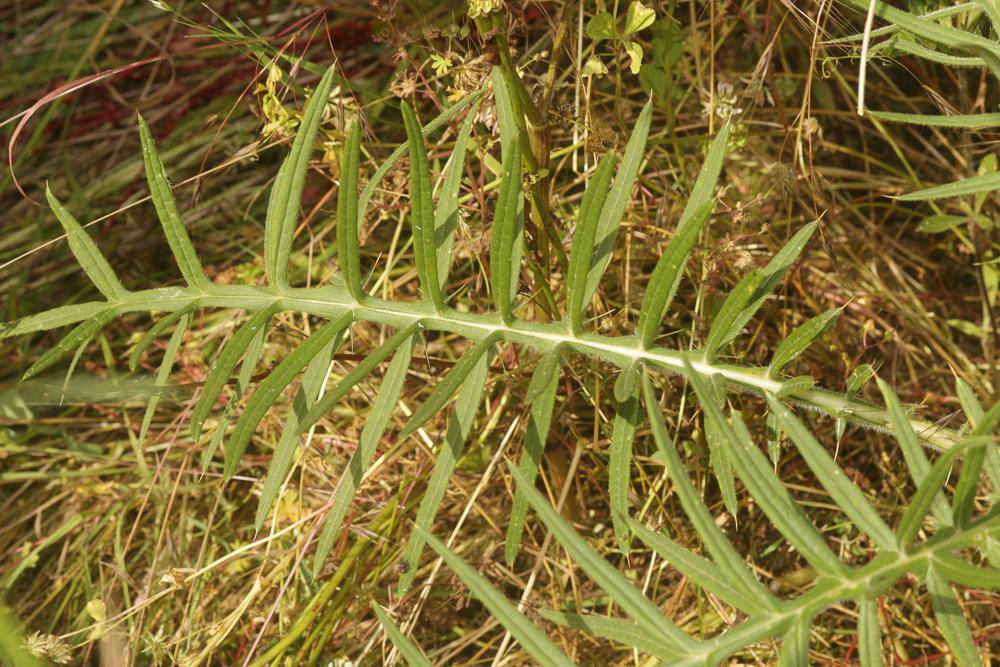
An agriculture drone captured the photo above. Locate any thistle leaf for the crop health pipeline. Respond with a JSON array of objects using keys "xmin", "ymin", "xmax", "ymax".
[
  {"xmin": 225, "ymin": 311, "xmax": 353, "ymax": 480},
  {"xmin": 337, "ymin": 120, "xmax": 364, "ymax": 301},
  {"xmin": 768, "ymin": 308, "xmax": 842, "ymax": 378},
  {"xmin": 421, "ymin": 528, "xmax": 576, "ymax": 667},
  {"xmin": 506, "ymin": 347, "xmax": 563, "ymax": 566},
  {"xmin": 398, "ymin": 332, "xmax": 500, "ymax": 440},
  {"xmin": 45, "ymin": 186, "xmax": 127, "ymax": 301},
  {"xmin": 190, "ymin": 304, "xmax": 282, "ymax": 441},
  {"xmin": 137, "ymin": 115, "xmax": 209, "ymax": 289},
  {"xmin": 401, "ymin": 102, "xmax": 444, "ymax": 311},
  {"xmin": 264, "ymin": 65, "xmax": 336, "ymax": 288},
  {"xmin": 372, "ymin": 604, "xmax": 432, "ymax": 667},
  {"xmin": 313, "ymin": 336, "xmax": 414, "ymax": 570}
]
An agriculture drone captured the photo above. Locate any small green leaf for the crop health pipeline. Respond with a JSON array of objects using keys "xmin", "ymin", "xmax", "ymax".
[
  {"xmin": 421, "ymin": 528, "xmax": 576, "ymax": 667},
  {"xmin": 402, "ymin": 102, "xmax": 444, "ymax": 311},
  {"xmin": 489, "ymin": 137, "xmax": 524, "ymax": 322},
  {"xmin": 540, "ymin": 611, "xmax": 677, "ymax": 659},
  {"xmin": 399, "ymin": 332, "xmax": 500, "ymax": 440},
  {"xmin": 703, "ymin": 374, "xmax": 738, "ymax": 518},
  {"xmin": 858, "ymin": 597, "xmax": 882, "ymax": 667},
  {"xmin": 898, "ymin": 171, "xmax": 1000, "ymax": 201},
  {"xmin": 613, "ymin": 360, "xmax": 643, "ymax": 404},
  {"xmin": 934, "ymin": 555, "xmax": 1000, "ymax": 589},
  {"xmin": 22, "ymin": 308, "xmax": 119, "ymax": 381},
  {"xmin": 129, "ymin": 302, "xmax": 199, "ymax": 372},
  {"xmin": 45, "ymin": 186, "xmax": 127, "ymax": 301},
  {"xmin": 137, "ymin": 114, "xmax": 209, "ymax": 289},
  {"xmin": 372, "ymin": 604, "xmax": 432, "ymax": 667},
  {"xmin": 623, "ymin": 40, "xmax": 643, "ymax": 74},
  {"xmin": 337, "ymin": 120, "xmax": 364, "ymax": 301},
  {"xmin": 313, "ymin": 337, "xmax": 414, "ymax": 570},
  {"xmin": 704, "ymin": 269, "xmax": 764, "ymax": 361},
  {"xmin": 586, "ymin": 12, "xmax": 614, "ymax": 41},
  {"xmin": 567, "ymin": 153, "xmax": 615, "ymax": 333},
  {"xmin": 436, "ymin": 97, "xmax": 482, "ymax": 293},
  {"xmin": 138, "ymin": 313, "xmax": 189, "ymax": 444},
  {"xmin": 264, "ymin": 66, "xmax": 337, "ymax": 288},
  {"xmin": 926, "ymin": 564, "xmax": 982, "ymax": 667},
  {"xmin": 609, "ymin": 387, "xmax": 640, "ymax": 553},
  {"xmin": 582, "ymin": 56, "xmax": 608, "ymax": 78},
  {"xmin": 624, "ymin": 0, "xmax": 656, "ymax": 35},
  {"xmin": 225, "ymin": 311, "xmax": 353, "ymax": 480},
  {"xmin": 768, "ymin": 308, "xmax": 842, "ymax": 378},
  {"xmin": 870, "ymin": 110, "xmax": 1000, "ymax": 128},
  {"xmin": 506, "ymin": 347, "xmax": 563, "ymax": 566},
  {"xmin": 190, "ymin": 304, "xmax": 281, "ymax": 441},
  {"xmin": 399, "ymin": 347, "xmax": 492, "ymax": 593},
  {"xmin": 774, "ymin": 375, "xmax": 816, "ymax": 399},
  {"xmin": 778, "ymin": 623, "xmax": 810, "ymax": 667}
]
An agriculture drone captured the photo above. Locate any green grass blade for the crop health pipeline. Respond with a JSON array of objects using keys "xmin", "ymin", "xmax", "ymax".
[
  {"xmin": 540, "ymin": 610, "xmax": 678, "ymax": 659},
  {"xmin": 506, "ymin": 347, "xmax": 563, "ymax": 566},
  {"xmin": 567, "ymin": 153, "xmax": 615, "ymax": 332},
  {"xmin": 312, "ymin": 337, "xmax": 414, "ymax": 570},
  {"xmin": 255, "ymin": 329, "xmax": 343, "ymax": 530},
  {"xmin": 399, "ymin": 332, "xmax": 500, "ymax": 439},
  {"xmin": 642, "ymin": 375, "xmax": 778, "ymax": 611},
  {"xmin": 225, "ymin": 311, "xmax": 353, "ymax": 480},
  {"xmin": 765, "ymin": 394, "xmax": 897, "ymax": 551},
  {"xmin": 926, "ymin": 563, "xmax": 982, "ymax": 667},
  {"xmin": 399, "ymin": 348, "xmax": 491, "ymax": 593},
  {"xmin": 45, "ymin": 186, "xmax": 126, "ymax": 300},
  {"xmin": 421, "ymin": 528, "xmax": 576, "ymax": 667},
  {"xmin": 878, "ymin": 379, "xmax": 954, "ymax": 525},
  {"xmin": 684, "ymin": 357, "xmax": 847, "ymax": 576},
  {"xmin": 401, "ymin": 102, "xmax": 444, "ymax": 311},
  {"xmin": 489, "ymin": 137, "xmax": 524, "ymax": 322},
  {"xmin": 583, "ymin": 99, "xmax": 653, "ymax": 305},
  {"xmin": 22, "ymin": 308, "xmax": 119, "ymax": 380},
  {"xmin": 190, "ymin": 304, "xmax": 281, "ymax": 440},
  {"xmin": 372, "ymin": 604, "xmax": 433, "ymax": 667},
  {"xmin": 129, "ymin": 302, "xmax": 199, "ymax": 371},
  {"xmin": 358, "ymin": 89, "xmax": 486, "ymax": 218},
  {"xmin": 897, "ymin": 171, "xmax": 1000, "ymax": 201},
  {"xmin": 435, "ymin": 97, "xmax": 482, "ymax": 293},
  {"xmin": 627, "ymin": 519, "xmax": 771, "ymax": 614},
  {"xmin": 137, "ymin": 114, "xmax": 209, "ymax": 289},
  {"xmin": 768, "ymin": 308, "xmax": 842, "ymax": 378},
  {"xmin": 858, "ymin": 597, "xmax": 882, "ymax": 667},
  {"xmin": 138, "ymin": 312, "xmax": 189, "ymax": 444},
  {"xmin": 508, "ymin": 461, "xmax": 698, "ymax": 651},
  {"xmin": 870, "ymin": 110, "xmax": 1000, "ymax": 129},
  {"xmin": 300, "ymin": 322, "xmax": 423, "ymax": 433},
  {"xmin": 263, "ymin": 65, "xmax": 336, "ymax": 288},
  {"xmin": 337, "ymin": 120, "xmax": 364, "ymax": 301},
  {"xmin": 609, "ymin": 387, "xmax": 640, "ymax": 554},
  {"xmin": 637, "ymin": 121, "xmax": 730, "ymax": 347}
]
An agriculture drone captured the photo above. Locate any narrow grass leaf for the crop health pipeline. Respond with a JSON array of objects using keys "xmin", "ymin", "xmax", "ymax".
[
  {"xmin": 540, "ymin": 611, "xmax": 678, "ymax": 659},
  {"xmin": 898, "ymin": 171, "xmax": 1000, "ymax": 201},
  {"xmin": 435, "ymin": 97, "xmax": 482, "ymax": 292},
  {"xmin": 399, "ymin": 332, "xmax": 500, "ymax": 439},
  {"xmin": 300, "ymin": 322, "xmax": 422, "ymax": 433},
  {"xmin": 264, "ymin": 65, "xmax": 336, "ymax": 288},
  {"xmin": 399, "ymin": 349, "xmax": 491, "ymax": 593},
  {"xmin": 313, "ymin": 337, "xmax": 414, "ymax": 570},
  {"xmin": 137, "ymin": 115, "xmax": 209, "ymax": 289},
  {"xmin": 506, "ymin": 347, "xmax": 563, "ymax": 566},
  {"xmin": 567, "ymin": 153, "xmax": 615, "ymax": 332},
  {"xmin": 190, "ymin": 304, "xmax": 281, "ymax": 440},
  {"xmin": 372, "ymin": 604, "xmax": 433, "ymax": 667},
  {"xmin": 926, "ymin": 564, "xmax": 982, "ymax": 667},
  {"xmin": 858, "ymin": 597, "xmax": 882, "ymax": 667},
  {"xmin": 765, "ymin": 394, "xmax": 896, "ymax": 551},
  {"xmin": 139, "ymin": 313, "xmax": 189, "ymax": 444},
  {"xmin": 628, "ymin": 519, "xmax": 770, "ymax": 614},
  {"xmin": 878, "ymin": 379, "xmax": 953, "ymax": 525},
  {"xmin": 508, "ymin": 462, "xmax": 698, "ymax": 650},
  {"xmin": 583, "ymin": 99, "xmax": 653, "ymax": 305},
  {"xmin": 225, "ymin": 311, "xmax": 353, "ymax": 480},
  {"xmin": 489, "ymin": 138, "xmax": 523, "ymax": 321},
  {"xmin": 870, "ymin": 110, "xmax": 1000, "ymax": 128},
  {"xmin": 421, "ymin": 529, "xmax": 576, "ymax": 667},
  {"xmin": 401, "ymin": 102, "xmax": 444, "ymax": 311},
  {"xmin": 642, "ymin": 376, "xmax": 777, "ymax": 610},
  {"xmin": 255, "ymin": 330, "xmax": 342, "ymax": 530},
  {"xmin": 46, "ymin": 186, "xmax": 126, "ymax": 300},
  {"xmin": 768, "ymin": 308, "xmax": 842, "ymax": 378},
  {"xmin": 22, "ymin": 308, "xmax": 118, "ymax": 380},
  {"xmin": 337, "ymin": 120, "xmax": 364, "ymax": 301},
  {"xmin": 129, "ymin": 302, "xmax": 199, "ymax": 371},
  {"xmin": 684, "ymin": 357, "xmax": 847, "ymax": 575},
  {"xmin": 610, "ymin": 387, "xmax": 640, "ymax": 553}
]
